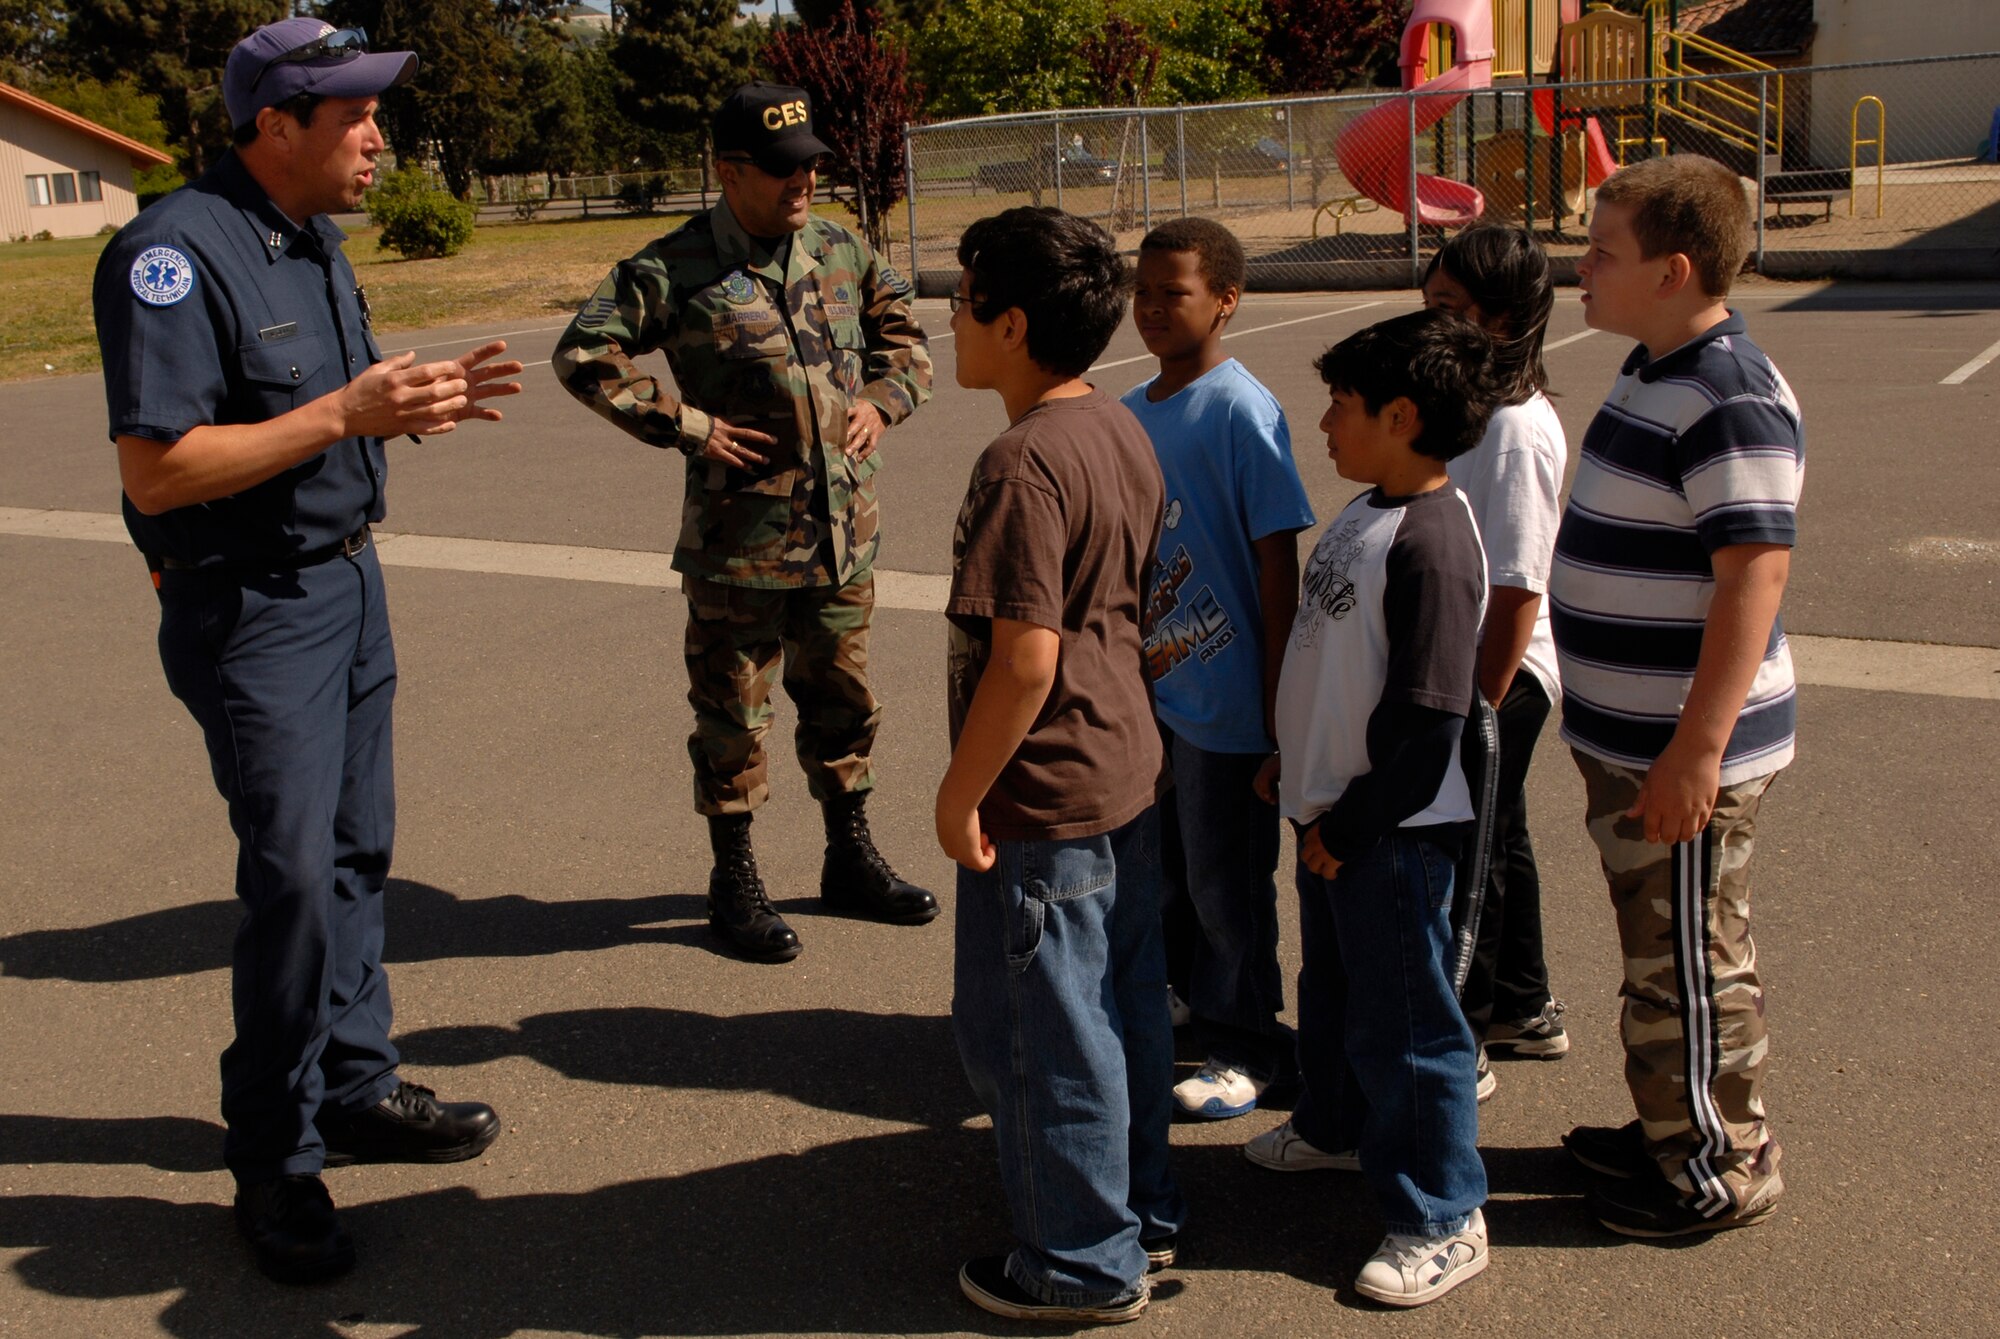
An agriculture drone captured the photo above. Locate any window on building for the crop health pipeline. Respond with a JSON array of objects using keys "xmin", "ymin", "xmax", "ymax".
[
  {"xmin": 50, "ymin": 172, "xmax": 77, "ymax": 204},
  {"xmin": 25, "ymin": 174, "xmax": 51, "ymax": 206},
  {"xmin": 79, "ymin": 171, "xmax": 102, "ymax": 203}
]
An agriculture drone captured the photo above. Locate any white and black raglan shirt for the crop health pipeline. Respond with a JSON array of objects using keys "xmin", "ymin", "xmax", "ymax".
[{"xmin": 1275, "ymin": 485, "xmax": 1488, "ymax": 861}]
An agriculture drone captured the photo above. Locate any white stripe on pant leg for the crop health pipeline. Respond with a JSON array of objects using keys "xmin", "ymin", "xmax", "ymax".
[{"xmin": 1672, "ymin": 833, "xmax": 1734, "ymax": 1216}]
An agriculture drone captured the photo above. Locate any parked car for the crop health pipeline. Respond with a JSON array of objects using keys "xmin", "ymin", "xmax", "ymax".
[
  {"xmin": 1162, "ymin": 136, "xmax": 1291, "ymax": 178},
  {"xmin": 973, "ymin": 145, "xmax": 1119, "ymax": 194}
]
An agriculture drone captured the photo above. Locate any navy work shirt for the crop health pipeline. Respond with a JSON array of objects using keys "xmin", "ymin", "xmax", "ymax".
[{"xmin": 93, "ymin": 149, "xmax": 389, "ymax": 566}]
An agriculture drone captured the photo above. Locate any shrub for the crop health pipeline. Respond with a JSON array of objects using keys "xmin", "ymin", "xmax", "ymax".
[{"xmin": 366, "ymin": 170, "xmax": 475, "ymax": 259}]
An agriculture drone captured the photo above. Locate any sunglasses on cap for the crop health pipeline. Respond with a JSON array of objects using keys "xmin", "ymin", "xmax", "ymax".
[{"xmin": 250, "ymin": 26, "xmax": 370, "ymax": 95}]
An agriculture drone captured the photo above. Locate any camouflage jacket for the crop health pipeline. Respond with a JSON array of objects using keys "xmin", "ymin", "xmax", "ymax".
[{"xmin": 552, "ymin": 198, "xmax": 931, "ymax": 588}]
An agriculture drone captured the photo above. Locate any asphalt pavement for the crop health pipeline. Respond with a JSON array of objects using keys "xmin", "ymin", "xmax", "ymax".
[{"xmin": 2, "ymin": 280, "xmax": 1997, "ymax": 1336}]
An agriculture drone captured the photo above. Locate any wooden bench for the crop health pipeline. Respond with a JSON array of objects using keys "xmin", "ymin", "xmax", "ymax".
[{"xmin": 1764, "ymin": 166, "xmax": 1852, "ymax": 222}]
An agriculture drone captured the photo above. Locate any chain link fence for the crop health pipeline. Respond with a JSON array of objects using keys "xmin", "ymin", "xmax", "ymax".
[{"xmin": 903, "ymin": 52, "xmax": 2000, "ymax": 292}]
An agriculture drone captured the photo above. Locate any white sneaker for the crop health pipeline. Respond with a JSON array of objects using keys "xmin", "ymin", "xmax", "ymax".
[
  {"xmin": 1487, "ymin": 999, "xmax": 1570, "ymax": 1057},
  {"xmin": 1353, "ymin": 1208, "xmax": 1489, "ymax": 1307},
  {"xmin": 1476, "ymin": 1047, "xmax": 1496, "ymax": 1103},
  {"xmin": 1242, "ymin": 1119, "xmax": 1361, "ymax": 1172},
  {"xmin": 1172, "ymin": 1060, "xmax": 1265, "ymax": 1118},
  {"xmin": 1166, "ymin": 987, "xmax": 1192, "ymax": 1028}
]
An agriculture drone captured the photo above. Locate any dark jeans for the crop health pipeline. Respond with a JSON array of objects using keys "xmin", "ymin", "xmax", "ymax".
[
  {"xmin": 1157, "ymin": 727, "xmax": 1292, "ymax": 1081},
  {"xmin": 157, "ymin": 547, "xmax": 402, "ymax": 1184},
  {"xmin": 1457, "ymin": 675, "xmax": 1555, "ymax": 1039},
  {"xmin": 1291, "ymin": 832, "xmax": 1487, "ymax": 1236},
  {"xmin": 952, "ymin": 809, "xmax": 1184, "ymax": 1306}
]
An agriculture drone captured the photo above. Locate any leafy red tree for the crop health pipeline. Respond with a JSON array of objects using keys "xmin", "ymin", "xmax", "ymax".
[
  {"xmin": 763, "ymin": 0, "xmax": 924, "ymax": 257},
  {"xmin": 1080, "ymin": 14, "xmax": 1160, "ymax": 106},
  {"xmin": 1265, "ymin": 0, "xmax": 1409, "ymax": 94}
]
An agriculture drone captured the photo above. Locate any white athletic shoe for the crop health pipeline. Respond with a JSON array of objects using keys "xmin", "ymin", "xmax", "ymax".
[
  {"xmin": 1172, "ymin": 1060, "xmax": 1265, "ymax": 1118},
  {"xmin": 1167, "ymin": 987, "xmax": 1192, "ymax": 1028},
  {"xmin": 1242, "ymin": 1119, "xmax": 1361, "ymax": 1172},
  {"xmin": 1476, "ymin": 1047, "xmax": 1497, "ymax": 1103},
  {"xmin": 1487, "ymin": 999, "xmax": 1570, "ymax": 1057},
  {"xmin": 1353, "ymin": 1208, "xmax": 1489, "ymax": 1307}
]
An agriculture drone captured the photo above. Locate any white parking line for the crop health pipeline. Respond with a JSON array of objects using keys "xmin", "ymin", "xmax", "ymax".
[
  {"xmin": 9, "ymin": 505, "xmax": 1994, "ymax": 699},
  {"xmin": 1544, "ymin": 328, "xmax": 1599, "ymax": 351},
  {"xmin": 1941, "ymin": 335, "xmax": 2000, "ymax": 385},
  {"xmin": 1091, "ymin": 301, "xmax": 1388, "ymax": 372},
  {"xmin": 395, "ymin": 324, "xmax": 572, "ymax": 353}
]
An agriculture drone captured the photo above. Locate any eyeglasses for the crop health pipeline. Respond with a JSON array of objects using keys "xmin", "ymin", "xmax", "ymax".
[
  {"xmin": 250, "ymin": 27, "xmax": 370, "ymax": 95},
  {"xmin": 717, "ymin": 153, "xmax": 828, "ymax": 178},
  {"xmin": 948, "ymin": 292, "xmax": 974, "ymax": 313}
]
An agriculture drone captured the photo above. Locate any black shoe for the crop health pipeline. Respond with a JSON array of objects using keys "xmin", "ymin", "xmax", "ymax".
[
  {"xmin": 1589, "ymin": 1163, "xmax": 1784, "ymax": 1238},
  {"xmin": 958, "ymin": 1255, "xmax": 1148, "ymax": 1324},
  {"xmin": 706, "ymin": 813, "xmax": 802, "ymax": 961},
  {"xmin": 234, "ymin": 1173, "xmax": 354, "ymax": 1285},
  {"xmin": 1142, "ymin": 1234, "xmax": 1176, "ymax": 1272},
  {"xmin": 318, "ymin": 1081, "xmax": 500, "ymax": 1167},
  {"xmin": 1562, "ymin": 1120, "xmax": 1650, "ymax": 1180},
  {"xmin": 820, "ymin": 793, "xmax": 938, "ymax": 924}
]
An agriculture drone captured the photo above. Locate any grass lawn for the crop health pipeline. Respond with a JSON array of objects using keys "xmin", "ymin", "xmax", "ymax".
[{"xmin": 0, "ymin": 212, "xmax": 703, "ymax": 383}]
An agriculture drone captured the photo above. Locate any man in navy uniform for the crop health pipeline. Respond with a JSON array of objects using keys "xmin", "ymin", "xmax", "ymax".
[{"xmin": 91, "ymin": 18, "xmax": 522, "ymax": 1284}]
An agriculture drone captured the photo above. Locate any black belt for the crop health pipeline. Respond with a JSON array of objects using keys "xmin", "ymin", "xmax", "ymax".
[{"xmin": 152, "ymin": 526, "xmax": 371, "ymax": 574}]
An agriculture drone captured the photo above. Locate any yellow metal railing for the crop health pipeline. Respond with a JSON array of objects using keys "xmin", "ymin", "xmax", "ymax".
[
  {"xmin": 1423, "ymin": 22, "xmax": 1458, "ymax": 82},
  {"xmin": 1631, "ymin": 0, "xmax": 1784, "ymax": 159},
  {"xmin": 1851, "ymin": 95, "xmax": 1885, "ymax": 216}
]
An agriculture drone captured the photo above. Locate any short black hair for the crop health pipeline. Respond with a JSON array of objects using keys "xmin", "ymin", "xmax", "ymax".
[
  {"xmin": 1314, "ymin": 309, "xmax": 1502, "ymax": 463},
  {"xmin": 231, "ymin": 91, "xmax": 324, "ymax": 147},
  {"xmin": 1138, "ymin": 216, "xmax": 1246, "ymax": 295},
  {"xmin": 956, "ymin": 207, "xmax": 1129, "ymax": 378}
]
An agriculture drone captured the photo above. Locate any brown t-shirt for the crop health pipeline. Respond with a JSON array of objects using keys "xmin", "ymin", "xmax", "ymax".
[{"xmin": 946, "ymin": 387, "xmax": 1166, "ymax": 841}]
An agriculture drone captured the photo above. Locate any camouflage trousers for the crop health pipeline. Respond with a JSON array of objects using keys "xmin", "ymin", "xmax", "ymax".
[
  {"xmin": 1574, "ymin": 750, "xmax": 1784, "ymax": 1216},
  {"xmin": 683, "ymin": 571, "xmax": 881, "ymax": 817}
]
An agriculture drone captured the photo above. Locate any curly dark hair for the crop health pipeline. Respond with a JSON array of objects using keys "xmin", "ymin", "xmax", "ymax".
[
  {"xmin": 1314, "ymin": 309, "xmax": 1503, "ymax": 463},
  {"xmin": 1138, "ymin": 216, "xmax": 1247, "ymax": 296},
  {"xmin": 956, "ymin": 207, "xmax": 1130, "ymax": 377}
]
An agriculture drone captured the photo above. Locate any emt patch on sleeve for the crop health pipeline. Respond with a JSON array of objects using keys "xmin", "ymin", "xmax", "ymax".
[{"xmin": 130, "ymin": 246, "xmax": 196, "ymax": 307}]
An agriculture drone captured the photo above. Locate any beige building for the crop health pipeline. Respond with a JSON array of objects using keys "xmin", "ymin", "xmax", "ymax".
[{"xmin": 1, "ymin": 82, "xmax": 174, "ymax": 241}]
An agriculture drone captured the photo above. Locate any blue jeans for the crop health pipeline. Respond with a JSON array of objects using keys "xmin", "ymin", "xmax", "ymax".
[
  {"xmin": 1291, "ymin": 830, "xmax": 1487, "ymax": 1236},
  {"xmin": 1159, "ymin": 727, "xmax": 1292, "ymax": 1081},
  {"xmin": 952, "ymin": 809, "xmax": 1185, "ymax": 1306}
]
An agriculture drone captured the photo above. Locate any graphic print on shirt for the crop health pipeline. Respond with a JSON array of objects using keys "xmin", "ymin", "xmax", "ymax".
[
  {"xmin": 1144, "ymin": 499, "xmax": 1238, "ymax": 680},
  {"xmin": 1294, "ymin": 515, "xmax": 1366, "ymax": 649}
]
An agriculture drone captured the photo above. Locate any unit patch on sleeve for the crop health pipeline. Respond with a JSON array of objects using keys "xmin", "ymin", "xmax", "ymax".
[{"xmin": 130, "ymin": 246, "xmax": 196, "ymax": 307}]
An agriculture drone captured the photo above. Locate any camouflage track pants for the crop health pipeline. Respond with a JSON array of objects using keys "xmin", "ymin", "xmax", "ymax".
[
  {"xmin": 1574, "ymin": 750, "xmax": 1784, "ymax": 1216},
  {"xmin": 683, "ymin": 571, "xmax": 882, "ymax": 817}
]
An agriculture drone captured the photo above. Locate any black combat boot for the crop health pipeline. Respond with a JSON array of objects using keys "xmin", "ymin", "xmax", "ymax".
[
  {"xmin": 820, "ymin": 792, "xmax": 939, "ymax": 924},
  {"xmin": 706, "ymin": 813, "xmax": 801, "ymax": 962}
]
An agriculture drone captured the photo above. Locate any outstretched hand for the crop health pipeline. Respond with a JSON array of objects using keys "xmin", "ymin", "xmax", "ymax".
[{"xmin": 342, "ymin": 339, "xmax": 524, "ymax": 439}]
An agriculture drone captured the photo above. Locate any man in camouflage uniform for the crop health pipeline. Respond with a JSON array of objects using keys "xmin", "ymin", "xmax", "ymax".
[{"xmin": 553, "ymin": 82, "xmax": 935, "ymax": 962}]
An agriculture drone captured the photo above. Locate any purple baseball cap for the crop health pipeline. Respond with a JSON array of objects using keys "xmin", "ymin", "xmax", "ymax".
[{"xmin": 223, "ymin": 18, "xmax": 418, "ymax": 130}]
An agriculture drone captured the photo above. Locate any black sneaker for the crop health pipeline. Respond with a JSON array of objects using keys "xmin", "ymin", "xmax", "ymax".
[
  {"xmin": 1562, "ymin": 1121, "xmax": 1650, "ymax": 1179},
  {"xmin": 1142, "ymin": 1234, "xmax": 1176, "ymax": 1271},
  {"xmin": 958, "ymin": 1255, "xmax": 1148, "ymax": 1324},
  {"xmin": 1589, "ymin": 1165, "xmax": 1784, "ymax": 1238},
  {"xmin": 234, "ymin": 1173, "xmax": 354, "ymax": 1285},
  {"xmin": 319, "ymin": 1081, "xmax": 500, "ymax": 1167}
]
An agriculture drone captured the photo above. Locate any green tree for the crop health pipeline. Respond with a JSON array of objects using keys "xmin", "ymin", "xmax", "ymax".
[
  {"xmin": 0, "ymin": 0, "xmax": 65, "ymax": 82},
  {"xmin": 611, "ymin": 0, "xmax": 762, "ymax": 152},
  {"xmin": 19, "ymin": 72, "xmax": 184, "ymax": 194},
  {"xmin": 60, "ymin": 0, "xmax": 288, "ymax": 179},
  {"xmin": 1126, "ymin": 0, "xmax": 1268, "ymax": 106},
  {"xmin": 911, "ymin": 0, "xmax": 1106, "ymax": 118}
]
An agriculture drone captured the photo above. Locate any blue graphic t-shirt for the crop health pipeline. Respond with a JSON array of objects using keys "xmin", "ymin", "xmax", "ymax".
[{"xmin": 1122, "ymin": 358, "xmax": 1315, "ymax": 753}]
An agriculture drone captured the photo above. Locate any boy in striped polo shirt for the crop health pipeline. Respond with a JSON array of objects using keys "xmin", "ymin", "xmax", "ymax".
[{"xmin": 1553, "ymin": 155, "xmax": 1803, "ymax": 1237}]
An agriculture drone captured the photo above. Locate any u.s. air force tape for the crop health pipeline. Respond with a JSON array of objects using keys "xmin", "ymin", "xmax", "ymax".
[{"xmin": 130, "ymin": 246, "xmax": 195, "ymax": 307}]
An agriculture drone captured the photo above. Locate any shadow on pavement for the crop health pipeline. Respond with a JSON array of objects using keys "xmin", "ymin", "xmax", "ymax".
[
  {"xmin": 395, "ymin": 1006, "xmax": 981, "ymax": 1130},
  {"xmin": 0, "ymin": 1129, "xmax": 1621, "ymax": 1334},
  {"xmin": 0, "ymin": 1114, "xmax": 225, "ymax": 1172},
  {"xmin": 0, "ymin": 880, "xmax": 711, "ymax": 983}
]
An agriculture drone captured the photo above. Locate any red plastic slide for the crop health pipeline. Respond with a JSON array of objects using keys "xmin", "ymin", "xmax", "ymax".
[
  {"xmin": 1333, "ymin": 62, "xmax": 1487, "ymax": 227},
  {"xmin": 1531, "ymin": 87, "xmax": 1619, "ymax": 186}
]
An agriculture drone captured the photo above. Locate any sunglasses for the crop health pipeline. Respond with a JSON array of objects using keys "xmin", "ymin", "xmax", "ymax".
[{"xmin": 251, "ymin": 27, "xmax": 370, "ymax": 95}]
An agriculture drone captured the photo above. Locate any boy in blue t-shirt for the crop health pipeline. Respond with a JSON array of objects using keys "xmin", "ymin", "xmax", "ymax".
[{"xmin": 1121, "ymin": 219, "xmax": 1315, "ymax": 1119}]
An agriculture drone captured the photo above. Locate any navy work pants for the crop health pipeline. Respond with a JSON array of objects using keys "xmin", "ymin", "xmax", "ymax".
[{"xmin": 157, "ymin": 544, "xmax": 401, "ymax": 1183}]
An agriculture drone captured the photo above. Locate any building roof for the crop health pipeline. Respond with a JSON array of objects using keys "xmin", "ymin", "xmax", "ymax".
[
  {"xmin": 1676, "ymin": 0, "xmax": 1816, "ymax": 58},
  {"xmin": 0, "ymin": 82, "xmax": 175, "ymax": 168}
]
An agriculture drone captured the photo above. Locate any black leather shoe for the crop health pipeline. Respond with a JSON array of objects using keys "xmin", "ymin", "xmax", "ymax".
[
  {"xmin": 234, "ymin": 1173, "xmax": 353, "ymax": 1285},
  {"xmin": 707, "ymin": 813, "xmax": 802, "ymax": 962},
  {"xmin": 820, "ymin": 793, "xmax": 939, "ymax": 924},
  {"xmin": 318, "ymin": 1081, "xmax": 500, "ymax": 1167}
]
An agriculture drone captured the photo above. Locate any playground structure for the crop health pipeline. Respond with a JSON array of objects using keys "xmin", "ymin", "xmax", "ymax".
[{"xmin": 1329, "ymin": 0, "xmax": 1878, "ymax": 233}]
